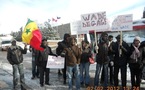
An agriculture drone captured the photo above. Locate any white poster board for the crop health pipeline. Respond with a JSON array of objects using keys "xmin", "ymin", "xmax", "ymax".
[
  {"xmin": 111, "ymin": 14, "xmax": 133, "ymax": 31},
  {"xmin": 81, "ymin": 11, "xmax": 108, "ymax": 32},
  {"xmin": 46, "ymin": 55, "xmax": 64, "ymax": 69},
  {"xmin": 70, "ymin": 20, "xmax": 88, "ymax": 35}
]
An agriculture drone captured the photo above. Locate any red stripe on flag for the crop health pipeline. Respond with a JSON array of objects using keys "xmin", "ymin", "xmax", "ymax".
[{"xmin": 30, "ymin": 29, "xmax": 44, "ymax": 51}]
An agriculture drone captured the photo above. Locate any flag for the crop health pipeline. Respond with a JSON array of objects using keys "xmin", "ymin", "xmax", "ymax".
[
  {"xmin": 22, "ymin": 19, "xmax": 44, "ymax": 51},
  {"xmin": 52, "ymin": 18, "xmax": 57, "ymax": 22},
  {"xmin": 57, "ymin": 16, "xmax": 61, "ymax": 19},
  {"xmin": 48, "ymin": 19, "xmax": 51, "ymax": 23}
]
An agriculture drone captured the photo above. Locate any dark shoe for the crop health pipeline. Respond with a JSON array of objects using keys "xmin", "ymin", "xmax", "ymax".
[
  {"xmin": 45, "ymin": 83, "xmax": 51, "ymax": 85},
  {"xmin": 31, "ymin": 76, "xmax": 35, "ymax": 79},
  {"xmin": 40, "ymin": 84, "xmax": 44, "ymax": 87}
]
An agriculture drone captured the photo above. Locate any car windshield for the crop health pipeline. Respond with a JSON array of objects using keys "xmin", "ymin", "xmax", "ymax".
[{"xmin": 2, "ymin": 41, "xmax": 11, "ymax": 44}]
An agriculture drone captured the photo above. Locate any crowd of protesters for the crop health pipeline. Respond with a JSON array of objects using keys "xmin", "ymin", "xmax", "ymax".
[{"xmin": 6, "ymin": 32, "xmax": 145, "ymax": 90}]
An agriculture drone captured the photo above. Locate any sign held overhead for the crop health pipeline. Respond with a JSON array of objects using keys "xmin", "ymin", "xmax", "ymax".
[
  {"xmin": 81, "ymin": 11, "xmax": 108, "ymax": 31},
  {"xmin": 111, "ymin": 14, "xmax": 133, "ymax": 31}
]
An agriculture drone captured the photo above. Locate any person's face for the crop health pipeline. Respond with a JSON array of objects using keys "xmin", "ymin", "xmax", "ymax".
[
  {"xmin": 83, "ymin": 42, "xmax": 87, "ymax": 47},
  {"xmin": 66, "ymin": 37, "xmax": 70, "ymax": 43},
  {"xmin": 102, "ymin": 35, "xmax": 108, "ymax": 41},
  {"xmin": 42, "ymin": 41, "xmax": 47, "ymax": 46},
  {"xmin": 12, "ymin": 41, "xmax": 16, "ymax": 46},
  {"xmin": 134, "ymin": 40, "xmax": 140, "ymax": 46},
  {"xmin": 71, "ymin": 38, "xmax": 75, "ymax": 45},
  {"xmin": 116, "ymin": 38, "xmax": 120, "ymax": 43},
  {"xmin": 109, "ymin": 37, "xmax": 113, "ymax": 42}
]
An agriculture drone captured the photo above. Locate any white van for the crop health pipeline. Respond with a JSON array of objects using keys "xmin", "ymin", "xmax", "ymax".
[{"xmin": 0, "ymin": 36, "xmax": 13, "ymax": 51}]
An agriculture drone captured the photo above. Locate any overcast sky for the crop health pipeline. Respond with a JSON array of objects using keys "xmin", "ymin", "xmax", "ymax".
[{"xmin": 0, "ymin": 0, "xmax": 145, "ymax": 34}]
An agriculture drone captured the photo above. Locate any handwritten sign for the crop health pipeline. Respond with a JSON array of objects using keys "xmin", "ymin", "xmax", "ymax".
[
  {"xmin": 46, "ymin": 56, "xmax": 64, "ymax": 69},
  {"xmin": 112, "ymin": 14, "xmax": 133, "ymax": 31},
  {"xmin": 70, "ymin": 20, "xmax": 88, "ymax": 35},
  {"xmin": 81, "ymin": 11, "xmax": 108, "ymax": 32}
]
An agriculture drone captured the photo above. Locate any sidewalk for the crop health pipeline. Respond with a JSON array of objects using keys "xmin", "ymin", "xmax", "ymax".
[
  {"xmin": 0, "ymin": 62, "xmax": 88, "ymax": 90},
  {"xmin": 0, "ymin": 62, "xmax": 145, "ymax": 90}
]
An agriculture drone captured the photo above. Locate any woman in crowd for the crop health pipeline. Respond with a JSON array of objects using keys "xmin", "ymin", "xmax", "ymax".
[
  {"xmin": 128, "ymin": 36, "xmax": 142, "ymax": 89},
  {"xmin": 80, "ymin": 40, "xmax": 92, "ymax": 87}
]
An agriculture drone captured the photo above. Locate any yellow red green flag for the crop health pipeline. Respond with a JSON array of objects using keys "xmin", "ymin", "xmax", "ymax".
[{"xmin": 22, "ymin": 19, "xmax": 43, "ymax": 50}]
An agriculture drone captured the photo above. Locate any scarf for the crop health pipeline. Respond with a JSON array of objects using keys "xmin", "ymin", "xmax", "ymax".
[{"xmin": 130, "ymin": 44, "xmax": 140, "ymax": 62}]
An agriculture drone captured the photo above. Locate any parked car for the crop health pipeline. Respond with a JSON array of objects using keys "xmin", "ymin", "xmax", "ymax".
[
  {"xmin": 0, "ymin": 36, "xmax": 13, "ymax": 51},
  {"xmin": 0, "ymin": 40, "xmax": 11, "ymax": 51},
  {"xmin": 123, "ymin": 34, "xmax": 145, "ymax": 44}
]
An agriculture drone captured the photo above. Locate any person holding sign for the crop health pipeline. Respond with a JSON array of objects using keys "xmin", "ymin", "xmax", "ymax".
[
  {"xmin": 94, "ymin": 32, "xmax": 109, "ymax": 88},
  {"xmin": 63, "ymin": 37, "xmax": 81, "ymax": 90},
  {"xmin": 36, "ymin": 39, "xmax": 57, "ymax": 87},
  {"xmin": 112, "ymin": 35, "xmax": 129, "ymax": 88}
]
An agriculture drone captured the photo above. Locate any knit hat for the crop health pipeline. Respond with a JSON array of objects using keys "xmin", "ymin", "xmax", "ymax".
[
  {"xmin": 134, "ymin": 36, "xmax": 141, "ymax": 42},
  {"xmin": 11, "ymin": 39, "xmax": 16, "ymax": 43}
]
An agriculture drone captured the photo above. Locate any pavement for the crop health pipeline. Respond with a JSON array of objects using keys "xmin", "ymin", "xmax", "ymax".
[{"xmin": 1, "ymin": 61, "xmax": 145, "ymax": 90}]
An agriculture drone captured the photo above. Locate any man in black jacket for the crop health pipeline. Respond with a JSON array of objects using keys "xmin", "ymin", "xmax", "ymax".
[
  {"xmin": 112, "ymin": 35, "xmax": 129, "ymax": 89},
  {"xmin": 56, "ymin": 33, "xmax": 71, "ymax": 84},
  {"xmin": 36, "ymin": 39, "xmax": 57, "ymax": 87},
  {"xmin": 7, "ymin": 39, "xmax": 27, "ymax": 89}
]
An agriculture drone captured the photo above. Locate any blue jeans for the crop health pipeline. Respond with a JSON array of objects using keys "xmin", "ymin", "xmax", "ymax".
[
  {"xmin": 32, "ymin": 56, "xmax": 39, "ymax": 77},
  {"xmin": 67, "ymin": 64, "xmax": 80, "ymax": 90},
  {"xmin": 80, "ymin": 62, "xmax": 90, "ymax": 85},
  {"xmin": 94, "ymin": 63, "xmax": 108, "ymax": 87},
  {"xmin": 12, "ymin": 63, "xmax": 25, "ymax": 88}
]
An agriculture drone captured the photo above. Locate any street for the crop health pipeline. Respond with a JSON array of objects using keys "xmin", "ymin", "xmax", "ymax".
[{"xmin": 0, "ymin": 50, "xmax": 145, "ymax": 90}]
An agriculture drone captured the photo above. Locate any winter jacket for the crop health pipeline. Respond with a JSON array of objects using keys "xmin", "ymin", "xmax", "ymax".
[
  {"xmin": 128, "ymin": 44, "xmax": 141, "ymax": 63},
  {"xmin": 64, "ymin": 45, "xmax": 81, "ymax": 66},
  {"xmin": 80, "ymin": 47, "xmax": 92, "ymax": 63},
  {"xmin": 7, "ymin": 45, "xmax": 27, "ymax": 65},
  {"xmin": 36, "ymin": 46, "xmax": 57, "ymax": 67},
  {"xmin": 112, "ymin": 41, "xmax": 129, "ymax": 66},
  {"xmin": 97, "ymin": 42, "xmax": 110, "ymax": 64},
  {"xmin": 56, "ymin": 41, "xmax": 68, "ymax": 56}
]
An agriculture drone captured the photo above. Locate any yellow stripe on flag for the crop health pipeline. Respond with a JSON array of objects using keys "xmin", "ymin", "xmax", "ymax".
[{"xmin": 22, "ymin": 21, "xmax": 38, "ymax": 44}]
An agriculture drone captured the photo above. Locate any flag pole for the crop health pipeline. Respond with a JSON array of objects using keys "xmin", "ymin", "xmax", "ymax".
[
  {"xmin": 94, "ymin": 30, "xmax": 98, "ymax": 53},
  {"xmin": 119, "ymin": 31, "xmax": 122, "ymax": 57}
]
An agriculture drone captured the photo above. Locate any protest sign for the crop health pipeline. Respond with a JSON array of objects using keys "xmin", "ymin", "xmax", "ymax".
[
  {"xmin": 70, "ymin": 20, "xmax": 88, "ymax": 35},
  {"xmin": 81, "ymin": 11, "xmax": 108, "ymax": 32},
  {"xmin": 46, "ymin": 55, "xmax": 64, "ymax": 69},
  {"xmin": 112, "ymin": 14, "xmax": 133, "ymax": 31}
]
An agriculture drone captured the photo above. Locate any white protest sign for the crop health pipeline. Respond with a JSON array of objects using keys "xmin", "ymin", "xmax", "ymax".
[
  {"xmin": 81, "ymin": 11, "xmax": 108, "ymax": 32},
  {"xmin": 70, "ymin": 20, "xmax": 88, "ymax": 35},
  {"xmin": 111, "ymin": 14, "xmax": 133, "ymax": 31},
  {"xmin": 46, "ymin": 55, "xmax": 64, "ymax": 69}
]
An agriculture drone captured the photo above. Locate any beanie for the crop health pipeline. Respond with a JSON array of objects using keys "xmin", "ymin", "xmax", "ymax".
[{"xmin": 134, "ymin": 36, "xmax": 141, "ymax": 42}]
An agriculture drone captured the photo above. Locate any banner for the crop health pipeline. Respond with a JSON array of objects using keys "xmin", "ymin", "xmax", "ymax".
[
  {"xmin": 70, "ymin": 20, "xmax": 88, "ymax": 35},
  {"xmin": 112, "ymin": 14, "xmax": 133, "ymax": 31},
  {"xmin": 81, "ymin": 11, "xmax": 108, "ymax": 32},
  {"xmin": 46, "ymin": 56, "xmax": 64, "ymax": 69}
]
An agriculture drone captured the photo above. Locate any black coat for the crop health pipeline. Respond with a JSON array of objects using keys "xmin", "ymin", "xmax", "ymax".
[
  {"xmin": 36, "ymin": 46, "xmax": 56, "ymax": 67},
  {"xmin": 112, "ymin": 41, "xmax": 129, "ymax": 66},
  {"xmin": 7, "ymin": 46, "xmax": 27, "ymax": 65}
]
